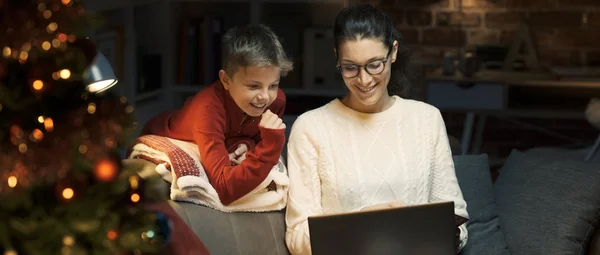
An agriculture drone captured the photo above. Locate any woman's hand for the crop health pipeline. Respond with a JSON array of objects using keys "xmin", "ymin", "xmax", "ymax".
[{"xmin": 360, "ymin": 200, "xmax": 405, "ymax": 212}]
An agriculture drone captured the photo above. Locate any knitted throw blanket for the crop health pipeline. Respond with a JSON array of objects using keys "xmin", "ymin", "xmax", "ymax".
[{"xmin": 128, "ymin": 135, "xmax": 289, "ymax": 213}]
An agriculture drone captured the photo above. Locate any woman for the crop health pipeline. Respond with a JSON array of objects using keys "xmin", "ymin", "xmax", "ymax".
[{"xmin": 284, "ymin": 4, "xmax": 468, "ymax": 254}]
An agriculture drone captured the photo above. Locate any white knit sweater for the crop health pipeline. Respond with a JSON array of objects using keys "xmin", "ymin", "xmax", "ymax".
[{"xmin": 284, "ymin": 96, "xmax": 469, "ymax": 255}]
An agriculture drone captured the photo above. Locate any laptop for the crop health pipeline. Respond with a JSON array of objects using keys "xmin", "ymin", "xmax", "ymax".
[{"xmin": 308, "ymin": 201, "xmax": 457, "ymax": 255}]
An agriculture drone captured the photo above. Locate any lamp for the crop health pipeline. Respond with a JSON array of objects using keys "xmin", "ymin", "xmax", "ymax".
[{"xmin": 83, "ymin": 51, "xmax": 118, "ymax": 93}]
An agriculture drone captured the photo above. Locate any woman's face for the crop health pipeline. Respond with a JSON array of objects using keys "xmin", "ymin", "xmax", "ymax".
[{"xmin": 336, "ymin": 38, "xmax": 397, "ymax": 112}]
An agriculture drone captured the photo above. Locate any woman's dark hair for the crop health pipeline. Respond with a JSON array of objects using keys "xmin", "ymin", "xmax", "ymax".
[{"xmin": 333, "ymin": 4, "xmax": 414, "ymax": 98}]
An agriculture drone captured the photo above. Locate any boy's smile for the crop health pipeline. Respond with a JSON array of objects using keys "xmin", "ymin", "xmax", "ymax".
[{"xmin": 220, "ymin": 65, "xmax": 281, "ymax": 117}]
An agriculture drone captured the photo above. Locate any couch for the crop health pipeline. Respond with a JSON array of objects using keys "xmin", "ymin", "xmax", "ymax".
[{"xmin": 127, "ymin": 116, "xmax": 600, "ymax": 255}]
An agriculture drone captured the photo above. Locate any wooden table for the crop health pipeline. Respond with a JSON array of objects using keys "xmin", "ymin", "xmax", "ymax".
[{"xmin": 425, "ymin": 69, "xmax": 600, "ymax": 160}]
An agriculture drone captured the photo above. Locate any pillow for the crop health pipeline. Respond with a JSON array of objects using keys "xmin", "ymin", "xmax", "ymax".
[
  {"xmin": 453, "ymin": 154, "xmax": 510, "ymax": 255},
  {"xmin": 494, "ymin": 149, "xmax": 600, "ymax": 254}
]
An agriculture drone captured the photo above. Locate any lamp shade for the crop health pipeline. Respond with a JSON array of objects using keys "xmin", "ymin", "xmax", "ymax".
[{"xmin": 83, "ymin": 51, "xmax": 118, "ymax": 93}]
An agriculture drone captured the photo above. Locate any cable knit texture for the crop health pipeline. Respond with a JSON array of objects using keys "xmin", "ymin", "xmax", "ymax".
[{"xmin": 285, "ymin": 96, "xmax": 469, "ymax": 255}]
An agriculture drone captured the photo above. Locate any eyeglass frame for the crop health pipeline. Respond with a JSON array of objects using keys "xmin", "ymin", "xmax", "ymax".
[{"xmin": 336, "ymin": 48, "xmax": 393, "ymax": 78}]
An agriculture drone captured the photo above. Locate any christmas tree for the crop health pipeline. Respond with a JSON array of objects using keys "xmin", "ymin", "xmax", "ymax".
[{"xmin": 0, "ymin": 0, "xmax": 169, "ymax": 254}]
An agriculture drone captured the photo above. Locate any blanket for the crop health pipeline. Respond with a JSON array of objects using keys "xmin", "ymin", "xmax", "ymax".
[{"xmin": 128, "ymin": 135, "xmax": 289, "ymax": 213}]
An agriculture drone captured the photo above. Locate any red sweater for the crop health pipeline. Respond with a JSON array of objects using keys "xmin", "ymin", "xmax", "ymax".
[{"xmin": 141, "ymin": 81, "xmax": 286, "ymax": 205}]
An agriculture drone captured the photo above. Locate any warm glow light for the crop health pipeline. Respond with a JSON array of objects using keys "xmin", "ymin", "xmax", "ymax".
[
  {"xmin": 44, "ymin": 118, "xmax": 54, "ymax": 132},
  {"xmin": 62, "ymin": 0, "xmax": 71, "ymax": 5},
  {"xmin": 38, "ymin": 116, "xmax": 45, "ymax": 123},
  {"xmin": 7, "ymin": 176, "xmax": 17, "ymax": 188},
  {"xmin": 18, "ymin": 143, "xmax": 27, "ymax": 153},
  {"xmin": 129, "ymin": 176, "xmax": 139, "ymax": 190},
  {"xmin": 47, "ymin": 22, "xmax": 58, "ymax": 33},
  {"xmin": 31, "ymin": 129, "xmax": 44, "ymax": 141},
  {"xmin": 52, "ymin": 39, "xmax": 60, "ymax": 48},
  {"xmin": 2, "ymin": 47, "xmax": 10, "ymax": 57},
  {"xmin": 107, "ymin": 230, "xmax": 118, "ymax": 240},
  {"xmin": 87, "ymin": 103, "xmax": 96, "ymax": 114},
  {"xmin": 125, "ymin": 105, "xmax": 134, "ymax": 114},
  {"xmin": 38, "ymin": 3, "xmax": 46, "ymax": 11},
  {"xmin": 57, "ymin": 33, "xmax": 68, "ymax": 43},
  {"xmin": 68, "ymin": 34, "xmax": 76, "ymax": 43},
  {"xmin": 43, "ymin": 10, "xmax": 52, "ymax": 19},
  {"xmin": 95, "ymin": 160, "xmax": 117, "ymax": 182},
  {"xmin": 62, "ymin": 188, "xmax": 74, "ymax": 199},
  {"xmin": 52, "ymin": 72, "xmax": 60, "ymax": 80},
  {"xmin": 42, "ymin": 41, "xmax": 51, "ymax": 51},
  {"xmin": 78, "ymin": 145, "xmax": 87, "ymax": 154},
  {"xmin": 21, "ymin": 43, "xmax": 31, "ymax": 52},
  {"xmin": 63, "ymin": 235, "xmax": 75, "ymax": 246},
  {"xmin": 130, "ymin": 193, "xmax": 140, "ymax": 203},
  {"xmin": 59, "ymin": 69, "xmax": 71, "ymax": 79},
  {"xmin": 32, "ymin": 80, "xmax": 44, "ymax": 90},
  {"xmin": 19, "ymin": 51, "xmax": 28, "ymax": 62}
]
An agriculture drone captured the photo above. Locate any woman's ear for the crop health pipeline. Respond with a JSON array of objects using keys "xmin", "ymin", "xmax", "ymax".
[
  {"xmin": 219, "ymin": 69, "xmax": 231, "ymax": 90},
  {"xmin": 391, "ymin": 40, "xmax": 399, "ymax": 63}
]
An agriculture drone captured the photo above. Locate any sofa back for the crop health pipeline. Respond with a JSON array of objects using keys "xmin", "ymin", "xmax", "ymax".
[{"xmin": 166, "ymin": 154, "xmax": 492, "ymax": 255}]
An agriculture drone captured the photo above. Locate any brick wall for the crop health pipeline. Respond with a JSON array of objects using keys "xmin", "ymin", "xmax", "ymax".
[{"xmin": 354, "ymin": 0, "xmax": 600, "ymax": 68}]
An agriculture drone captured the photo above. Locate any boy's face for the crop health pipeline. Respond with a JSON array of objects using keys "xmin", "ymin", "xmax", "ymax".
[{"xmin": 220, "ymin": 65, "xmax": 281, "ymax": 117}]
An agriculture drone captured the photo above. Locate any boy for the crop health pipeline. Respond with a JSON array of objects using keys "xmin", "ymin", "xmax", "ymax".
[{"xmin": 141, "ymin": 24, "xmax": 293, "ymax": 205}]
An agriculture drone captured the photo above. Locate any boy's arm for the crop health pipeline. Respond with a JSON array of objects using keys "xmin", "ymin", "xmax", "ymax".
[{"xmin": 193, "ymin": 104, "xmax": 285, "ymax": 205}]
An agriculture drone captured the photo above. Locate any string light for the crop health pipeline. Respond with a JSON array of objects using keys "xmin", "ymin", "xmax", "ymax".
[
  {"xmin": 2, "ymin": 47, "xmax": 10, "ymax": 57},
  {"xmin": 44, "ymin": 117, "xmax": 54, "ymax": 132},
  {"xmin": 87, "ymin": 103, "xmax": 96, "ymax": 114},
  {"xmin": 62, "ymin": 0, "xmax": 72, "ymax": 5},
  {"xmin": 78, "ymin": 145, "xmax": 87, "ymax": 154},
  {"xmin": 130, "ymin": 193, "xmax": 140, "ymax": 203},
  {"xmin": 38, "ymin": 3, "xmax": 46, "ymax": 11},
  {"xmin": 38, "ymin": 116, "xmax": 45, "ymax": 123},
  {"xmin": 52, "ymin": 39, "xmax": 60, "ymax": 48},
  {"xmin": 32, "ymin": 80, "xmax": 44, "ymax": 90},
  {"xmin": 18, "ymin": 143, "xmax": 28, "ymax": 153},
  {"xmin": 41, "ymin": 41, "xmax": 51, "ymax": 51},
  {"xmin": 19, "ymin": 51, "xmax": 28, "ymax": 62},
  {"xmin": 57, "ymin": 33, "xmax": 67, "ymax": 43},
  {"xmin": 129, "ymin": 176, "xmax": 139, "ymax": 190},
  {"xmin": 94, "ymin": 160, "xmax": 117, "ymax": 182},
  {"xmin": 21, "ymin": 43, "xmax": 31, "ymax": 52},
  {"xmin": 31, "ymin": 129, "xmax": 44, "ymax": 142},
  {"xmin": 125, "ymin": 106, "xmax": 134, "ymax": 114},
  {"xmin": 107, "ymin": 230, "xmax": 118, "ymax": 241},
  {"xmin": 46, "ymin": 22, "xmax": 58, "ymax": 33},
  {"xmin": 43, "ymin": 10, "xmax": 52, "ymax": 19},
  {"xmin": 63, "ymin": 235, "xmax": 75, "ymax": 246},
  {"xmin": 59, "ymin": 69, "xmax": 71, "ymax": 79},
  {"xmin": 62, "ymin": 188, "xmax": 74, "ymax": 199},
  {"xmin": 4, "ymin": 249, "xmax": 17, "ymax": 255},
  {"xmin": 7, "ymin": 176, "xmax": 17, "ymax": 188}
]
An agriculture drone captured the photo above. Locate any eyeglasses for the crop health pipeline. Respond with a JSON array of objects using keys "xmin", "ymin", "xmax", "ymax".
[{"xmin": 336, "ymin": 50, "xmax": 391, "ymax": 78}]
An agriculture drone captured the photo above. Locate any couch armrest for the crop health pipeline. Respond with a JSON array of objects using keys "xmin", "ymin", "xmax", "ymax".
[{"xmin": 589, "ymin": 228, "xmax": 600, "ymax": 255}]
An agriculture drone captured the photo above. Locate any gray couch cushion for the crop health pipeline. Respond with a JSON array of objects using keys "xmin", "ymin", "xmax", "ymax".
[
  {"xmin": 169, "ymin": 201, "xmax": 289, "ymax": 255},
  {"xmin": 454, "ymin": 154, "xmax": 510, "ymax": 255},
  {"xmin": 494, "ymin": 149, "xmax": 600, "ymax": 255}
]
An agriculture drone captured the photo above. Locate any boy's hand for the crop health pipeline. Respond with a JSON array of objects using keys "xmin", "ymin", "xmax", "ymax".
[
  {"xmin": 228, "ymin": 143, "xmax": 248, "ymax": 165},
  {"xmin": 259, "ymin": 110, "xmax": 285, "ymax": 130}
]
